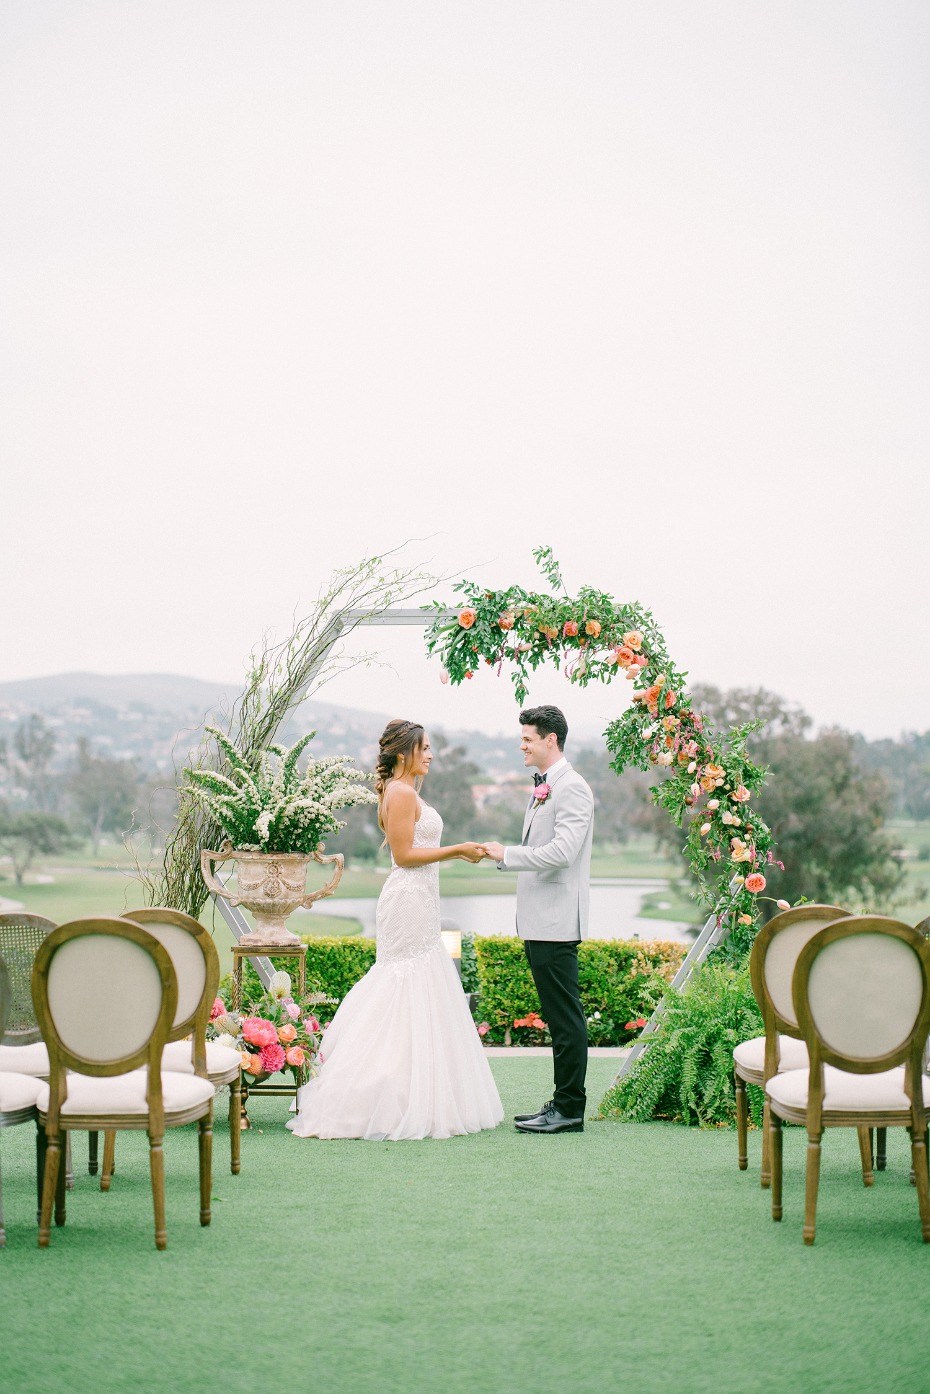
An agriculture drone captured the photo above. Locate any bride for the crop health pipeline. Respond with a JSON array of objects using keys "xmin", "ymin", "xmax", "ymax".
[{"xmin": 287, "ymin": 718, "xmax": 504, "ymax": 1140}]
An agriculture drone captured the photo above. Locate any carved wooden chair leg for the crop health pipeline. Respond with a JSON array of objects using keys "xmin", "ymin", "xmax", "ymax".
[
  {"xmin": 65, "ymin": 1134, "xmax": 74, "ymax": 1191},
  {"xmin": 876, "ymin": 1126, "xmax": 888, "ymax": 1172},
  {"xmin": 911, "ymin": 1126, "xmax": 930, "ymax": 1243},
  {"xmin": 0, "ymin": 1142, "xmax": 5, "ymax": 1248},
  {"xmin": 770, "ymin": 1113, "xmax": 783, "ymax": 1221},
  {"xmin": 734, "ymin": 1071, "xmax": 748, "ymax": 1170},
  {"xmin": 100, "ymin": 1130, "xmax": 117, "ymax": 1192},
  {"xmin": 149, "ymin": 1132, "xmax": 167, "ymax": 1251},
  {"xmin": 760, "ymin": 1099, "xmax": 772, "ymax": 1188},
  {"xmin": 857, "ymin": 1126, "xmax": 874, "ymax": 1186},
  {"xmin": 804, "ymin": 1130, "xmax": 822, "ymax": 1246},
  {"xmin": 229, "ymin": 1079, "xmax": 241, "ymax": 1175},
  {"xmin": 88, "ymin": 1131, "xmax": 99, "ymax": 1175},
  {"xmin": 199, "ymin": 1107, "xmax": 213, "ymax": 1227},
  {"xmin": 35, "ymin": 1121, "xmax": 47, "ymax": 1224},
  {"xmin": 38, "ymin": 1132, "xmax": 62, "ymax": 1247}
]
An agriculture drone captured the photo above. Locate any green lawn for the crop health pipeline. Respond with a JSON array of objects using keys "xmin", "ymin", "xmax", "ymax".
[{"xmin": 1, "ymin": 1056, "xmax": 929, "ymax": 1394}]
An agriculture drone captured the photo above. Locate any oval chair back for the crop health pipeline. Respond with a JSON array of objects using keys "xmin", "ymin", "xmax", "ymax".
[
  {"xmin": 0, "ymin": 915, "xmax": 57, "ymax": 1045},
  {"xmin": 749, "ymin": 905, "xmax": 848, "ymax": 1076},
  {"xmin": 31, "ymin": 918, "xmax": 178, "ymax": 1134},
  {"xmin": 794, "ymin": 916, "xmax": 930, "ymax": 1082},
  {"xmin": 122, "ymin": 909, "xmax": 220, "ymax": 1076}
]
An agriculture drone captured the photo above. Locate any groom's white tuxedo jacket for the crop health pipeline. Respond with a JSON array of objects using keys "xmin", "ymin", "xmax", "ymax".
[{"xmin": 502, "ymin": 759, "xmax": 595, "ymax": 942}]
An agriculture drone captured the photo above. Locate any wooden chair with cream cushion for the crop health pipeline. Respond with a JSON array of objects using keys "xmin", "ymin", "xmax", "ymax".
[
  {"xmin": 31, "ymin": 917, "xmax": 215, "ymax": 1251},
  {"xmin": 0, "ymin": 955, "xmax": 45, "ymax": 1247},
  {"xmin": 767, "ymin": 915, "xmax": 930, "ymax": 1245},
  {"xmin": 92, "ymin": 908, "xmax": 241, "ymax": 1186},
  {"xmin": 733, "ymin": 905, "xmax": 851, "ymax": 1185}
]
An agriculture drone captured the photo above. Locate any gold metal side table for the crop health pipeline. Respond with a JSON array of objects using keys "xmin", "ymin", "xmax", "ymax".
[{"xmin": 231, "ymin": 942, "xmax": 309, "ymax": 1128}]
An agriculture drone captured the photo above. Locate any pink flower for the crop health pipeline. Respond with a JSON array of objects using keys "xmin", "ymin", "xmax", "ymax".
[
  {"xmin": 209, "ymin": 997, "xmax": 225, "ymax": 1021},
  {"xmin": 477, "ymin": 1022, "xmax": 490, "ymax": 1037},
  {"xmin": 284, "ymin": 1001, "xmax": 300, "ymax": 1020},
  {"xmin": 241, "ymin": 1016, "xmax": 278, "ymax": 1048},
  {"xmin": 440, "ymin": 670, "xmax": 450, "ymax": 684},
  {"xmin": 776, "ymin": 899, "xmax": 791, "ymax": 910},
  {"xmin": 745, "ymin": 873, "xmax": 767, "ymax": 894},
  {"xmin": 304, "ymin": 1017, "xmax": 321, "ymax": 1034},
  {"xmin": 259, "ymin": 1042, "xmax": 286, "ymax": 1074},
  {"xmin": 532, "ymin": 783, "xmax": 551, "ymax": 803},
  {"xmin": 285, "ymin": 1045, "xmax": 306, "ymax": 1067}
]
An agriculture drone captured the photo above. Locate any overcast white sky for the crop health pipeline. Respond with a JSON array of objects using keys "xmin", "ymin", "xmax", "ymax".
[{"xmin": 2, "ymin": 1, "xmax": 928, "ymax": 742}]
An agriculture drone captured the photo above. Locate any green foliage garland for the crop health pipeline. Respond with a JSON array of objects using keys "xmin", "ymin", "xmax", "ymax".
[{"xmin": 425, "ymin": 546, "xmax": 782, "ymax": 945}]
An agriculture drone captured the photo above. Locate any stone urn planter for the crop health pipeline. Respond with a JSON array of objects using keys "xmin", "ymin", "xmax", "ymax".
[{"xmin": 201, "ymin": 842, "xmax": 344, "ymax": 946}]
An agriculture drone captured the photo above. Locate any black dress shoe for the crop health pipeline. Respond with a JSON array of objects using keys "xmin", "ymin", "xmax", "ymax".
[
  {"xmin": 513, "ymin": 1100, "xmax": 553, "ymax": 1123},
  {"xmin": 515, "ymin": 1105, "xmax": 584, "ymax": 1134}
]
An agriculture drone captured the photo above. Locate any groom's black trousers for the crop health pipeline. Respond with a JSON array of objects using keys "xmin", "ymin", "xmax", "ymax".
[{"xmin": 523, "ymin": 939, "xmax": 588, "ymax": 1117}]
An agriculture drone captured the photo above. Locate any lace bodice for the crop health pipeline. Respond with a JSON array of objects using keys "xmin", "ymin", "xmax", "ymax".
[{"xmin": 378, "ymin": 801, "xmax": 444, "ymax": 967}]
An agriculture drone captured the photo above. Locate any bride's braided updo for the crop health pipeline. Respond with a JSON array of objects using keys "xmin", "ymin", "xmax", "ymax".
[{"xmin": 375, "ymin": 719, "xmax": 426, "ymax": 829}]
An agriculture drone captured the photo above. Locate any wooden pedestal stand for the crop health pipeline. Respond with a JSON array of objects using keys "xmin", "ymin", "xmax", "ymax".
[{"xmin": 231, "ymin": 942, "xmax": 308, "ymax": 1130}]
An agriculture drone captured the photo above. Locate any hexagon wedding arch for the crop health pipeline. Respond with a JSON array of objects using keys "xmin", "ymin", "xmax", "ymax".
[{"xmin": 151, "ymin": 548, "xmax": 780, "ymax": 1083}]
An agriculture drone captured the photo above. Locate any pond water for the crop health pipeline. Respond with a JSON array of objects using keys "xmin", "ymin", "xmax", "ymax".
[{"xmin": 300, "ymin": 878, "xmax": 698, "ymax": 944}]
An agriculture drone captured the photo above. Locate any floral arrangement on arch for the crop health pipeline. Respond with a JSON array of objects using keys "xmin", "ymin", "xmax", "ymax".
[
  {"xmin": 425, "ymin": 547, "xmax": 785, "ymax": 945},
  {"xmin": 183, "ymin": 727, "xmax": 377, "ymax": 856},
  {"xmin": 209, "ymin": 971, "xmax": 335, "ymax": 1082}
]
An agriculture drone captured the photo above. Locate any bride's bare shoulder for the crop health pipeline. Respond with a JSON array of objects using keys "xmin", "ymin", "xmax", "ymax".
[{"xmin": 382, "ymin": 781, "xmax": 419, "ymax": 817}]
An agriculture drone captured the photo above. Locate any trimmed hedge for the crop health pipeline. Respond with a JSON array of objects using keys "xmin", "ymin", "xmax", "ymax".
[
  {"xmin": 225, "ymin": 934, "xmax": 685, "ymax": 1047},
  {"xmin": 474, "ymin": 936, "xmax": 687, "ymax": 1045}
]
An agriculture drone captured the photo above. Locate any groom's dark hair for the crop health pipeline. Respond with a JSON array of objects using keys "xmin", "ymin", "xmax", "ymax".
[{"xmin": 519, "ymin": 705, "xmax": 568, "ymax": 751}]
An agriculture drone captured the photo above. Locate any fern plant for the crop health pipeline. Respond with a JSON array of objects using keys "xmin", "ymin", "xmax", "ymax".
[
  {"xmin": 182, "ymin": 727, "xmax": 376, "ymax": 856},
  {"xmin": 598, "ymin": 961, "xmax": 764, "ymax": 1127}
]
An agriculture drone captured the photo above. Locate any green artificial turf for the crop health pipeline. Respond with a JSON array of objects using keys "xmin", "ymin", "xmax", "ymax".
[{"xmin": 2, "ymin": 1058, "xmax": 929, "ymax": 1394}]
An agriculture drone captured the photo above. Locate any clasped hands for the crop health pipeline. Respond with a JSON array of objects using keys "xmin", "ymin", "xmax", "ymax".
[{"xmin": 458, "ymin": 841, "xmax": 506, "ymax": 864}]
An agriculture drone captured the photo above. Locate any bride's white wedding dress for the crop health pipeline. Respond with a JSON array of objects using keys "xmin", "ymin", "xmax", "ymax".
[{"xmin": 287, "ymin": 801, "xmax": 503, "ymax": 1140}]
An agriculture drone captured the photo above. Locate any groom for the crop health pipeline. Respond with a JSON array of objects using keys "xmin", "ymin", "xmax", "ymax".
[{"xmin": 483, "ymin": 705, "xmax": 595, "ymax": 1134}]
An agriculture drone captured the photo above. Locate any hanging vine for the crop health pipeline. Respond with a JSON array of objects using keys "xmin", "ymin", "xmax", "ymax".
[{"xmin": 425, "ymin": 547, "xmax": 784, "ymax": 948}]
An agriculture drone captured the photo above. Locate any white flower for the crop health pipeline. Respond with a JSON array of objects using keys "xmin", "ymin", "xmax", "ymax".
[
  {"xmin": 656, "ymin": 751, "xmax": 673, "ymax": 766},
  {"xmin": 687, "ymin": 762, "xmax": 697, "ymax": 774},
  {"xmin": 706, "ymin": 799, "xmax": 719, "ymax": 810},
  {"xmin": 700, "ymin": 823, "xmax": 711, "ymax": 835},
  {"xmin": 214, "ymin": 1033, "xmax": 239, "ymax": 1051},
  {"xmin": 269, "ymin": 970, "xmax": 292, "ymax": 1001}
]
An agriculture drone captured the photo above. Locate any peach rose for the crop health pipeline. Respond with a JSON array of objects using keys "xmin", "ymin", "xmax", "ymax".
[
  {"xmin": 705, "ymin": 764, "xmax": 725, "ymax": 780},
  {"xmin": 700, "ymin": 774, "xmax": 717, "ymax": 793},
  {"xmin": 245, "ymin": 1054, "xmax": 264, "ymax": 1075},
  {"xmin": 498, "ymin": 610, "xmax": 516, "ymax": 630},
  {"xmin": 656, "ymin": 751, "xmax": 673, "ymax": 766},
  {"xmin": 732, "ymin": 785, "xmax": 751, "ymax": 802},
  {"xmin": 665, "ymin": 690, "xmax": 676, "ymax": 709},
  {"xmin": 738, "ymin": 913, "xmax": 753, "ymax": 926},
  {"xmin": 643, "ymin": 684, "xmax": 662, "ymax": 705},
  {"xmin": 458, "ymin": 608, "xmax": 477, "ymax": 629},
  {"xmin": 622, "ymin": 630, "xmax": 643, "ymax": 651},
  {"xmin": 614, "ymin": 646, "xmax": 634, "ymax": 666},
  {"xmin": 745, "ymin": 872, "xmax": 767, "ymax": 893},
  {"xmin": 285, "ymin": 1046, "xmax": 306, "ymax": 1067},
  {"xmin": 585, "ymin": 620, "xmax": 601, "ymax": 638},
  {"xmin": 562, "ymin": 620, "xmax": 579, "ymax": 637},
  {"xmin": 278, "ymin": 1023, "xmax": 297, "ymax": 1044}
]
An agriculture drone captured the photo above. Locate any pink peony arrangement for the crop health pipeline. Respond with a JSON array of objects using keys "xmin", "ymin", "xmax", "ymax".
[{"xmin": 208, "ymin": 971, "xmax": 335, "ymax": 1086}]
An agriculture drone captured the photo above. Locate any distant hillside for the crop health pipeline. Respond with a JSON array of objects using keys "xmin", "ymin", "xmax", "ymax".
[{"xmin": 0, "ymin": 672, "xmax": 526, "ymax": 776}]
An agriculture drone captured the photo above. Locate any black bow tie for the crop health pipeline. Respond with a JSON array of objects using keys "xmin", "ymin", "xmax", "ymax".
[{"xmin": 533, "ymin": 773, "xmax": 546, "ymax": 786}]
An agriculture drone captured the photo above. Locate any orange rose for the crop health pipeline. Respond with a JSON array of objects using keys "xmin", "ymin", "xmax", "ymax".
[
  {"xmin": 622, "ymin": 630, "xmax": 643, "ymax": 651},
  {"xmin": 285, "ymin": 1046, "xmax": 306, "ymax": 1067},
  {"xmin": 665, "ymin": 690, "xmax": 676, "ymax": 708},
  {"xmin": 458, "ymin": 608, "xmax": 477, "ymax": 629},
  {"xmin": 498, "ymin": 611, "xmax": 515, "ymax": 630},
  {"xmin": 745, "ymin": 873, "xmax": 766, "ymax": 893},
  {"xmin": 278, "ymin": 1023, "xmax": 297, "ymax": 1044},
  {"xmin": 585, "ymin": 620, "xmax": 601, "ymax": 638},
  {"xmin": 643, "ymin": 684, "xmax": 662, "ymax": 705},
  {"xmin": 738, "ymin": 913, "xmax": 753, "ymax": 926},
  {"xmin": 614, "ymin": 646, "xmax": 634, "ymax": 666},
  {"xmin": 245, "ymin": 1054, "xmax": 263, "ymax": 1075},
  {"xmin": 563, "ymin": 620, "xmax": 579, "ymax": 637}
]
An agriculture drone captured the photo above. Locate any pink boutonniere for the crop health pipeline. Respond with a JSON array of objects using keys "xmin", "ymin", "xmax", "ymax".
[{"xmin": 533, "ymin": 782, "xmax": 552, "ymax": 804}]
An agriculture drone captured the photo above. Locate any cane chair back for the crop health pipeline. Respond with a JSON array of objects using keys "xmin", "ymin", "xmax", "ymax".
[
  {"xmin": 0, "ymin": 915, "xmax": 56, "ymax": 1045},
  {"xmin": 0, "ymin": 954, "xmax": 46, "ymax": 1248}
]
